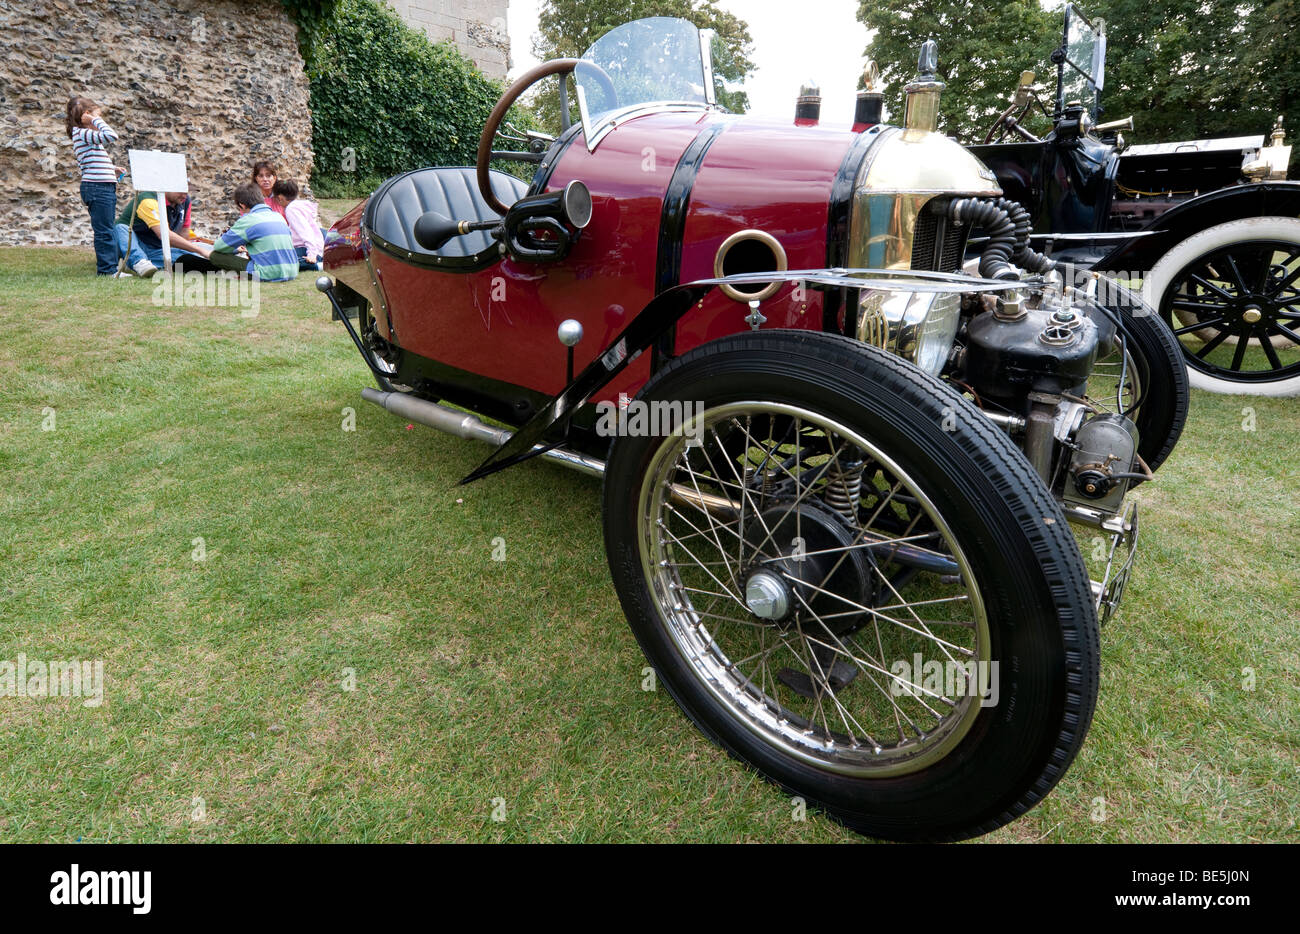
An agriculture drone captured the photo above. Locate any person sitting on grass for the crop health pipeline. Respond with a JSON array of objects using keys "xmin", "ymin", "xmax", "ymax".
[
  {"xmin": 252, "ymin": 160, "xmax": 286, "ymax": 217},
  {"xmin": 113, "ymin": 190, "xmax": 215, "ymax": 277},
  {"xmin": 208, "ymin": 183, "xmax": 300, "ymax": 282},
  {"xmin": 271, "ymin": 178, "xmax": 325, "ymax": 271}
]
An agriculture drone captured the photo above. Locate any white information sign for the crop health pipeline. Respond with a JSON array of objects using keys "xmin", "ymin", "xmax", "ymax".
[
  {"xmin": 127, "ymin": 150, "xmax": 189, "ymax": 192},
  {"xmin": 124, "ymin": 150, "xmax": 189, "ymax": 275}
]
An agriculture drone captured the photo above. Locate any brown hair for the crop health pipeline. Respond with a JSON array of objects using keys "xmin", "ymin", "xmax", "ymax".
[
  {"xmin": 234, "ymin": 182, "xmax": 265, "ymax": 210},
  {"xmin": 271, "ymin": 178, "xmax": 299, "ymax": 200},
  {"xmin": 252, "ymin": 161, "xmax": 278, "ymax": 182},
  {"xmin": 66, "ymin": 96, "xmax": 98, "ymax": 138}
]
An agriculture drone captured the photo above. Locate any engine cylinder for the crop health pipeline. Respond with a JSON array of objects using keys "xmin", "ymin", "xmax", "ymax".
[{"xmin": 963, "ymin": 306, "xmax": 1100, "ymax": 404}]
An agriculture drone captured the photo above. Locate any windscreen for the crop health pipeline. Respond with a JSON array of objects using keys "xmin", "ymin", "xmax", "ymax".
[
  {"xmin": 575, "ymin": 17, "xmax": 710, "ymax": 128},
  {"xmin": 1061, "ymin": 4, "xmax": 1105, "ymax": 117}
]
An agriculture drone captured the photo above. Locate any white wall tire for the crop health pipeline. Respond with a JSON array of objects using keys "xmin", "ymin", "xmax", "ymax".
[{"xmin": 1143, "ymin": 216, "xmax": 1300, "ymax": 396}]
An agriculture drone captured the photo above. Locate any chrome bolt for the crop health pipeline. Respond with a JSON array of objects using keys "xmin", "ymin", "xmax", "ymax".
[{"xmin": 745, "ymin": 571, "xmax": 790, "ymax": 620}]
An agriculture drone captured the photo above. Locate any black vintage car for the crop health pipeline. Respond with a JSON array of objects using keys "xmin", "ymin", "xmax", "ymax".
[{"xmin": 969, "ymin": 3, "xmax": 1300, "ymax": 396}]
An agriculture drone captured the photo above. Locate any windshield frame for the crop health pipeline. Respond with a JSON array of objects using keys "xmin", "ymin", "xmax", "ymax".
[
  {"xmin": 575, "ymin": 17, "xmax": 720, "ymax": 152},
  {"xmin": 1057, "ymin": 4, "xmax": 1107, "ymax": 122}
]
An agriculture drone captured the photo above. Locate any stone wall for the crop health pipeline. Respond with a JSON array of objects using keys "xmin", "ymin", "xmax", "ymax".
[
  {"xmin": 385, "ymin": 0, "xmax": 510, "ymax": 79},
  {"xmin": 0, "ymin": 0, "xmax": 314, "ymax": 247}
]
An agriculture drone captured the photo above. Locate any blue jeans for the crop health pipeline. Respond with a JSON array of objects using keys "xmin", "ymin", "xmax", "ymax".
[
  {"xmin": 296, "ymin": 245, "xmax": 323, "ymax": 271},
  {"xmin": 80, "ymin": 181, "xmax": 118, "ymax": 275},
  {"xmin": 113, "ymin": 224, "xmax": 204, "ymax": 269}
]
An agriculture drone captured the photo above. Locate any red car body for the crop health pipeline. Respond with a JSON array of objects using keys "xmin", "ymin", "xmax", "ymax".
[{"xmin": 325, "ymin": 111, "xmax": 866, "ymax": 408}]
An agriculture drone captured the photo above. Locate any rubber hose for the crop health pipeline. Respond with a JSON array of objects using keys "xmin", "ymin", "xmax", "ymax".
[
  {"xmin": 994, "ymin": 197, "xmax": 1057, "ymax": 274},
  {"xmin": 950, "ymin": 198, "xmax": 1019, "ymax": 280}
]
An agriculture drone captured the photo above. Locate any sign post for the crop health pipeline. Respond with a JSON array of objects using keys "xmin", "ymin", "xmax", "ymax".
[{"xmin": 125, "ymin": 150, "xmax": 189, "ymax": 276}]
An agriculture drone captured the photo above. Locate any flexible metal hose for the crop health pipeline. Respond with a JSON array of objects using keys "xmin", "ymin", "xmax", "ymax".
[{"xmin": 994, "ymin": 197, "xmax": 1057, "ymax": 274}]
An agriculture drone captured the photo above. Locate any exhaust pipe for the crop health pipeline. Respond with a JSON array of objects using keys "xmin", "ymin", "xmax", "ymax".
[
  {"xmin": 360, "ymin": 387, "xmax": 605, "ymax": 478},
  {"xmin": 362, "ymin": 387, "xmax": 962, "ymax": 576}
]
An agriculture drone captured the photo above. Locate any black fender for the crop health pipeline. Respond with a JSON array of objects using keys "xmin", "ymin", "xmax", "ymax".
[
  {"xmin": 1094, "ymin": 181, "xmax": 1300, "ymax": 274},
  {"xmin": 460, "ymin": 269, "xmax": 1022, "ymax": 483}
]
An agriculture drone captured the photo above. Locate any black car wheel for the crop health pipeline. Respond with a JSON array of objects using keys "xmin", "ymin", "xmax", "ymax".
[
  {"xmin": 1144, "ymin": 217, "xmax": 1300, "ymax": 396},
  {"xmin": 602, "ymin": 330, "xmax": 1099, "ymax": 841}
]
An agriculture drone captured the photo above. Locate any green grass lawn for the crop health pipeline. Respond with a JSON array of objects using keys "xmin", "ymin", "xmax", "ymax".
[{"xmin": 0, "ymin": 246, "xmax": 1296, "ymax": 843}]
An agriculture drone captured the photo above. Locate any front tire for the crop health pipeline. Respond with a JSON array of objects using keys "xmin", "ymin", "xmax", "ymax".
[
  {"xmin": 602, "ymin": 331, "xmax": 1100, "ymax": 841},
  {"xmin": 1143, "ymin": 216, "xmax": 1300, "ymax": 396}
]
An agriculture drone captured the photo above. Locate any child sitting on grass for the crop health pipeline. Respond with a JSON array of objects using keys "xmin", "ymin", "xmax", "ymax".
[
  {"xmin": 209, "ymin": 183, "xmax": 299, "ymax": 282},
  {"xmin": 271, "ymin": 178, "xmax": 325, "ymax": 271}
]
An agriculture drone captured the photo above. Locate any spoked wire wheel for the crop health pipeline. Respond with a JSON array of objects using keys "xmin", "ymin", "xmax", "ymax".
[
  {"xmin": 603, "ymin": 331, "xmax": 1099, "ymax": 840},
  {"xmin": 640, "ymin": 402, "xmax": 989, "ymax": 776}
]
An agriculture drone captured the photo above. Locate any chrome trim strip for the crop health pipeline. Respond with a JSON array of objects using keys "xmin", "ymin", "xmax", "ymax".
[
  {"xmin": 582, "ymin": 101, "xmax": 713, "ymax": 153},
  {"xmin": 700, "ymin": 28, "xmax": 716, "ymax": 106}
]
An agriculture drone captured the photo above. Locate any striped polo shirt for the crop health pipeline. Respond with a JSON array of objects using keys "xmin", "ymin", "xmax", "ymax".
[
  {"xmin": 71, "ymin": 117, "xmax": 118, "ymax": 183},
  {"xmin": 212, "ymin": 204, "xmax": 300, "ymax": 282}
]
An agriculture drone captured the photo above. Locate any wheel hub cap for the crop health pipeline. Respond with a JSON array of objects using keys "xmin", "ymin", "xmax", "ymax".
[
  {"xmin": 745, "ymin": 570, "xmax": 790, "ymax": 620},
  {"xmin": 743, "ymin": 502, "xmax": 877, "ymax": 634},
  {"xmin": 1242, "ymin": 305, "xmax": 1263, "ymax": 324}
]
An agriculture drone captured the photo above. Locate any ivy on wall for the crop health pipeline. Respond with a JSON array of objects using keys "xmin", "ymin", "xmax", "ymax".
[
  {"xmin": 280, "ymin": 0, "xmax": 337, "ymax": 65},
  {"xmin": 300, "ymin": 0, "xmax": 529, "ymax": 197}
]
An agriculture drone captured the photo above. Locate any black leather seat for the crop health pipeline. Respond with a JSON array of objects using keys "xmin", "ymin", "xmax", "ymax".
[{"xmin": 367, "ymin": 166, "xmax": 529, "ymax": 259}]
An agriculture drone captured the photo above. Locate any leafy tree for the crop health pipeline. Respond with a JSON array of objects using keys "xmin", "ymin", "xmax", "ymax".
[
  {"xmin": 858, "ymin": 0, "xmax": 1298, "ymax": 156},
  {"xmin": 530, "ymin": 0, "xmax": 755, "ymax": 133},
  {"xmin": 1089, "ymin": 0, "xmax": 1299, "ymax": 153},
  {"xmin": 857, "ymin": 1, "xmax": 1057, "ymax": 143}
]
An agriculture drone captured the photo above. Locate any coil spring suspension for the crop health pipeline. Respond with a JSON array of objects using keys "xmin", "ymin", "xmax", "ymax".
[
  {"xmin": 823, "ymin": 461, "xmax": 864, "ymax": 522},
  {"xmin": 744, "ymin": 466, "xmax": 782, "ymax": 507}
]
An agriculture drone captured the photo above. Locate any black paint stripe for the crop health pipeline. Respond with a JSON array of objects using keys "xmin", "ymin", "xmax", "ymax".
[
  {"xmin": 823, "ymin": 125, "xmax": 885, "ymax": 332},
  {"xmin": 528, "ymin": 120, "xmax": 586, "ymax": 196},
  {"xmin": 656, "ymin": 120, "xmax": 729, "ymax": 294},
  {"xmin": 652, "ymin": 119, "xmax": 731, "ymax": 367}
]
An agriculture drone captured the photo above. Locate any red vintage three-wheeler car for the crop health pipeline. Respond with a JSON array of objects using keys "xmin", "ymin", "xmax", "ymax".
[{"xmin": 318, "ymin": 17, "xmax": 1188, "ymax": 840}]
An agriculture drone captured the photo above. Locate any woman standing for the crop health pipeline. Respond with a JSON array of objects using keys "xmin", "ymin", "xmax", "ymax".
[{"xmin": 67, "ymin": 96, "xmax": 123, "ymax": 276}]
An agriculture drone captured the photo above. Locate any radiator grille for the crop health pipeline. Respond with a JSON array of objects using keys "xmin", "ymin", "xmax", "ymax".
[{"xmin": 910, "ymin": 205, "xmax": 968, "ymax": 273}]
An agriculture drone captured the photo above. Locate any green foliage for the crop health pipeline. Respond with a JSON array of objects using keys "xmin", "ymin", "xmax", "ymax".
[
  {"xmin": 530, "ymin": 0, "xmax": 755, "ymax": 134},
  {"xmin": 306, "ymin": 0, "xmax": 531, "ymax": 191},
  {"xmin": 1088, "ymin": 0, "xmax": 1299, "ymax": 155},
  {"xmin": 857, "ymin": 1, "xmax": 1057, "ymax": 143},
  {"xmin": 858, "ymin": 0, "xmax": 1298, "ymax": 153},
  {"xmin": 280, "ymin": 0, "xmax": 338, "ymax": 65}
]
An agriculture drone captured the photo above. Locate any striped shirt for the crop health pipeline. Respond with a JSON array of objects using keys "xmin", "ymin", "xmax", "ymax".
[
  {"xmin": 212, "ymin": 204, "xmax": 300, "ymax": 282},
  {"xmin": 70, "ymin": 117, "xmax": 118, "ymax": 183}
]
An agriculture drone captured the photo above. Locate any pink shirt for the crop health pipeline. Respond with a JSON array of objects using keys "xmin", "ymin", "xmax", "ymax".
[
  {"xmin": 263, "ymin": 195, "xmax": 286, "ymax": 217},
  {"xmin": 284, "ymin": 198, "xmax": 324, "ymax": 259}
]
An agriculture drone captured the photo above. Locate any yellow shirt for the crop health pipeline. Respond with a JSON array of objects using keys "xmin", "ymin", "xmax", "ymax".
[{"xmin": 135, "ymin": 197, "xmax": 193, "ymax": 238}]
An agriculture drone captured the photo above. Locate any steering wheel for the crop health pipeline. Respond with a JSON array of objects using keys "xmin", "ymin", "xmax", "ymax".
[
  {"xmin": 476, "ymin": 59, "xmax": 617, "ymax": 216},
  {"xmin": 983, "ymin": 100, "xmax": 1035, "ymax": 145}
]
